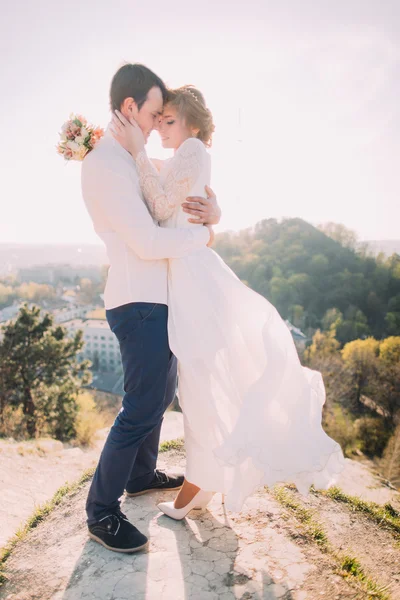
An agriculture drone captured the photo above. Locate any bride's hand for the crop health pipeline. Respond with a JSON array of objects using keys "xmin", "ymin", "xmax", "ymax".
[{"xmin": 110, "ymin": 110, "xmax": 145, "ymax": 159}]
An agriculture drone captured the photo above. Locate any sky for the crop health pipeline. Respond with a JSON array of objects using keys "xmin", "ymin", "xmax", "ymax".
[{"xmin": 1, "ymin": 0, "xmax": 399, "ymax": 245}]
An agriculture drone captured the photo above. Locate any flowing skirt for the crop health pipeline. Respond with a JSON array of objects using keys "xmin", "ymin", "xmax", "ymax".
[{"xmin": 167, "ymin": 247, "xmax": 345, "ymax": 512}]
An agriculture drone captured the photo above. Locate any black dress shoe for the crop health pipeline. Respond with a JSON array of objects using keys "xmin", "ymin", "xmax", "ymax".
[
  {"xmin": 125, "ymin": 469, "xmax": 184, "ymax": 497},
  {"xmin": 88, "ymin": 509, "xmax": 148, "ymax": 553}
]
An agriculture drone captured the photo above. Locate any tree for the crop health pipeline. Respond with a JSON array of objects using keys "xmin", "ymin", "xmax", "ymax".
[
  {"xmin": 322, "ymin": 308, "xmax": 343, "ymax": 333},
  {"xmin": 336, "ymin": 306, "xmax": 370, "ymax": 345},
  {"xmin": 0, "ymin": 304, "xmax": 91, "ymax": 439},
  {"xmin": 318, "ymin": 222, "xmax": 358, "ymax": 250},
  {"xmin": 0, "ymin": 283, "xmax": 14, "ymax": 308},
  {"xmin": 380, "ymin": 337, "xmax": 400, "ymax": 365},
  {"xmin": 303, "ymin": 329, "xmax": 345, "ymax": 409},
  {"xmin": 385, "ymin": 295, "xmax": 400, "ymax": 336},
  {"xmin": 306, "ymin": 329, "xmax": 340, "ymax": 360},
  {"xmin": 380, "ymin": 420, "xmax": 400, "ymax": 488},
  {"xmin": 16, "ymin": 282, "xmax": 55, "ymax": 303},
  {"xmin": 341, "ymin": 338, "xmax": 380, "ymax": 413}
]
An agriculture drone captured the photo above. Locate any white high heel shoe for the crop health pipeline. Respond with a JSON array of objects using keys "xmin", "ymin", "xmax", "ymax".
[{"xmin": 157, "ymin": 490, "xmax": 214, "ymax": 521}]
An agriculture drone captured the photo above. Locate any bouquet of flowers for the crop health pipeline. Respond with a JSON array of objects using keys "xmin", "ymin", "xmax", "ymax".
[{"xmin": 57, "ymin": 114, "xmax": 104, "ymax": 161}]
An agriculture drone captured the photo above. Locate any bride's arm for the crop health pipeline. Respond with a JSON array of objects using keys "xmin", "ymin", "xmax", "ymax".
[
  {"xmin": 110, "ymin": 112, "xmax": 218, "ymax": 225},
  {"xmin": 135, "ymin": 140, "xmax": 205, "ymax": 222}
]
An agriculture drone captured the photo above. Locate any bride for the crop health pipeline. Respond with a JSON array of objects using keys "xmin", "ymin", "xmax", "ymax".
[{"xmin": 110, "ymin": 85, "xmax": 345, "ymax": 519}]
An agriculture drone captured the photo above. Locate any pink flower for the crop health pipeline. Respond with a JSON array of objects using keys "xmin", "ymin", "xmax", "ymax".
[
  {"xmin": 63, "ymin": 146, "xmax": 73, "ymax": 160},
  {"xmin": 91, "ymin": 127, "xmax": 104, "ymax": 147},
  {"xmin": 70, "ymin": 124, "xmax": 81, "ymax": 137}
]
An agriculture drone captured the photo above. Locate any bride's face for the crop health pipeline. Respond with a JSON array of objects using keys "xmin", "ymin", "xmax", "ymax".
[{"xmin": 159, "ymin": 105, "xmax": 192, "ymax": 150}]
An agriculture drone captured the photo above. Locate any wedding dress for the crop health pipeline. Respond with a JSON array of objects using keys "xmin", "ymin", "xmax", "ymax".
[{"xmin": 135, "ymin": 138, "xmax": 345, "ymax": 512}]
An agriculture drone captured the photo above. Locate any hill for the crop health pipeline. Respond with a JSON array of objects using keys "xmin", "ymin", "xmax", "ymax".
[{"xmin": 214, "ymin": 218, "xmax": 400, "ymax": 343}]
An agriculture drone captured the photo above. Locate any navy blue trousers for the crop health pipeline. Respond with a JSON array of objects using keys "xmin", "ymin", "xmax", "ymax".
[{"xmin": 86, "ymin": 302, "xmax": 177, "ymax": 525}]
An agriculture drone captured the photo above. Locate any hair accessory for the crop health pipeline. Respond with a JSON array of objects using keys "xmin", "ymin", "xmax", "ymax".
[{"xmin": 185, "ymin": 89, "xmax": 199, "ymax": 103}]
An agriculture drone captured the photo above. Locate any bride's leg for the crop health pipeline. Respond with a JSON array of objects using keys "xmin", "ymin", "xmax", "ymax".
[{"xmin": 173, "ymin": 478, "xmax": 201, "ymax": 509}]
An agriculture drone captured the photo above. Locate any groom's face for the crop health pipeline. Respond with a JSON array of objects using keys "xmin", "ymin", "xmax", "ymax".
[{"xmin": 129, "ymin": 86, "xmax": 164, "ymax": 142}]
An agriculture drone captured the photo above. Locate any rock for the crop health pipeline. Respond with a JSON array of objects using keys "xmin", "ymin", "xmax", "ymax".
[{"xmin": 35, "ymin": 439, "xmax": 64, "ymax": 453}]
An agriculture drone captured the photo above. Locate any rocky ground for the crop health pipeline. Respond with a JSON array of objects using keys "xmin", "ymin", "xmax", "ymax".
[{"xmin": 1, "ymin": 444, "xmax": 399, "ymax": 600}]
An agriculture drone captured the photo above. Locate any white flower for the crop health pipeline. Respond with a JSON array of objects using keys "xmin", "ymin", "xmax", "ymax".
[
  {"xmin": 80, "ymin": 127, "xmax": 89, "ymax": 139},
  {"xmin": 74, "ymin": 135, "xmax": 85, "ymax": 145},
  {"xmin": 66, "ymin": 140, "xmax": 80, "ymax": 152}
]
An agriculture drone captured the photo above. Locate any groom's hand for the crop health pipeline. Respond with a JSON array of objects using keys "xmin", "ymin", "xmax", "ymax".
[{"xmin": 182, "ymin": 186, "xmax": 221, "ymax": 225}]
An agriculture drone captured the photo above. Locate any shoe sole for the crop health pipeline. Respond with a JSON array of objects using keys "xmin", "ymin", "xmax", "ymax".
[
  {"xmin": 88, "ymin": 532, "xmax": 149, "ymax": 553},
  {"xmin": 125, "ymin": 485, "xmax": 183, "ymax": 498}
]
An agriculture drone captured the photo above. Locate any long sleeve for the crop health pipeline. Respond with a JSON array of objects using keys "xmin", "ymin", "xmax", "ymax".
[
  {"xmin": 81, "ymin": 157, "xmax": 210, "ymax": 261},
  {"xmin": 135, "ymin": 138, "xmax": 207, "ymax": 222}
]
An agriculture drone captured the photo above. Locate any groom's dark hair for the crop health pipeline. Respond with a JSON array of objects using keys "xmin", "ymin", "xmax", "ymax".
[{"xmin": 110, "ymin": 63, "xmax": 168, "ymax": 112}]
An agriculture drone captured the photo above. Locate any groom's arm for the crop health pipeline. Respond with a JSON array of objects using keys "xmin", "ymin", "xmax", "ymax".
[{"xmin": 82, "ymin": 163, "xmax": 210, "ymax": 260}]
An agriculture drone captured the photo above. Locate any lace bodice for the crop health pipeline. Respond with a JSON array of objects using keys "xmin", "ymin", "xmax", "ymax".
[{"xmin": 135, "ymin": 137, "xmax": 211, "ymax": 229}]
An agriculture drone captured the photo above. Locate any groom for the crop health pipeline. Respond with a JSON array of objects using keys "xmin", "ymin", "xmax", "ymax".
[{"xmin": 81, "ymin": 63, "xmax": 220, "ymax": 553}]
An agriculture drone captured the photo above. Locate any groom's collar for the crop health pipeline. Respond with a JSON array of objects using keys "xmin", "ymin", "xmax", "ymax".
[{"xmin": 103, "ymin": 123, "xmax": 131, "ymax": 158}]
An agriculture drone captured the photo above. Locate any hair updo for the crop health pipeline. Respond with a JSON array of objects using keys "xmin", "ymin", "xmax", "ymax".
[{"xmin": 166, "ymin": 85, "xmax": 215, "ymax": 147}]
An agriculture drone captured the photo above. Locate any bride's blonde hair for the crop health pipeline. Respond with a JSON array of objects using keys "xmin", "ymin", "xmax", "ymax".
[{"xmin": 166, "ymin": 85, "xmax": 215, "ymax": 147}]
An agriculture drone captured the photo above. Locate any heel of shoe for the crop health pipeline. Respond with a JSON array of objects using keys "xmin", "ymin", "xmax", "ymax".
[
  {"xmin": 158, "ymin": 490, "xmax": 214, "ymax": 521},
  {"xmin": 193, "ymin": 490, "xmax": 214, "ymax": 510}
]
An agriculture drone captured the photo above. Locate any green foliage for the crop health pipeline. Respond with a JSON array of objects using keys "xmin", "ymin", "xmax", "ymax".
[
  {"xmin": 355, "ymin": 416, "xmax": 391, "ymax": 457},
  {"xmin": 380, "ymin": 422, "xmax": 400, "ymax": 488},
  {"xmin": 214, "ymin": 218, "xmax": 400, "ymax": 341},
  {"xmin": 74, "ymin": 392, "xmax": 106, "ymax": 446},
  {"xmin": 159, "ymin": 438, "xmax": 185, "ymax": 453},
  {"xmin": 0, "ymin": 304, "xmax": 91, "ymax": 440},
  {"xmin": 322, "ymin": 403, "xmax": 360, "ymax": 456},
  {"xmin": 306, "ymin": 328, "xmax": 399, "ymax": 467}
]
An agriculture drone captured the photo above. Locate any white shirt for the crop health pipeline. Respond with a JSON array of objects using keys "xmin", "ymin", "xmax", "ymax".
[{"xmin": 81, "ymin": 132, "xmax": 210, "ymax": 310}]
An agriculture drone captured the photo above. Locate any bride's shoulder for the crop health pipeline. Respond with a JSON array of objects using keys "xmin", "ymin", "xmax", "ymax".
[{"xmin": 177, "ymin": 137, "xmax": 208, "ymax": 158}]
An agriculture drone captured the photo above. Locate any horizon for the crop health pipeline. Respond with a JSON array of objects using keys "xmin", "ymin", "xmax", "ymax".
[{"xmin": 1, "ymin": 0, "xmax": 399, "ymax": 243}]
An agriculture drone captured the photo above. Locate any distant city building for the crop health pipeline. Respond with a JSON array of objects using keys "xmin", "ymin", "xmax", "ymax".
[
  {"xmin": 0, "ymin": 303, "xmax": 21, "ymax": 323},
  {"xmin": 53, "ymin": 304, "xmax": 95, "ymax": 324},
  {"xmin": 62, "ymin": 318, "xmax": 121, "ymax": 373},
  {"xmin": 87, "ymin": 372, "xmax": 124, "ymax": 396}
]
